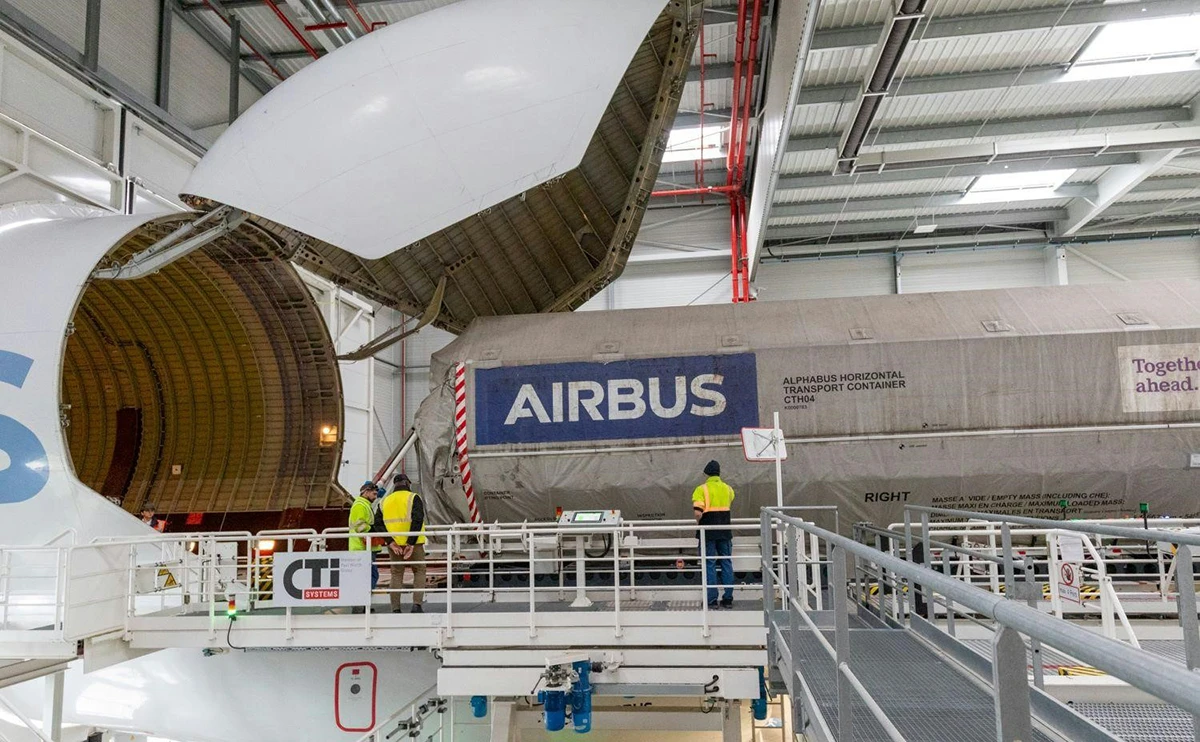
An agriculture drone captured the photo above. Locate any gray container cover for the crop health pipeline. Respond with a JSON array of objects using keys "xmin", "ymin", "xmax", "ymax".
[{"xmin": 414, "ymin": 280, "xmax": 1200, "ymax": 529}]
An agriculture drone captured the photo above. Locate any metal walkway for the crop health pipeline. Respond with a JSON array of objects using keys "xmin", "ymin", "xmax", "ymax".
[
  {"xmin": 793, "ymin": 627, "xmax": 1054, "ymax": 742},
  {"xmin": 762, "ymin": 507, "xmax": 1200, "ymax": 742}
]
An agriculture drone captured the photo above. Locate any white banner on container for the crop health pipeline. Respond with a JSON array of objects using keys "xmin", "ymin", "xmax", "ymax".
[
  {"xmin": 274, "ymin": 551, "xmax": 371, "ymax": 607},
  {"xmin": 1118, "ymin": 344, "xmax": 1200, "ymax": 412}
]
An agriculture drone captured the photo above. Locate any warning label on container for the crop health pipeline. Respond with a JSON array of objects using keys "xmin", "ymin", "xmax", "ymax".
[
  {"xmin": 1119, "ymin": 344, "xmax": 1200, "ymax": 412},
  {"xmin": 929, "ymin": 492, "xmax": 1125, "ymax": 518},
  {"xmin": 781, "ymin": 370, "xmax": 906, "ymax": 410}
]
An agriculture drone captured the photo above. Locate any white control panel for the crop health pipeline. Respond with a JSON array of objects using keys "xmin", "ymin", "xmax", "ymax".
[
  {"xmin": 557, "ymin": 509, "xmax": 622, "ymax": 526},
  {"xmin": 335, "ymin": 662, "xmax": 377, "ymax": 733}
]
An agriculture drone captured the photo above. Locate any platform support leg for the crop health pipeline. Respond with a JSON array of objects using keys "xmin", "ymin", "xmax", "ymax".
[
  {"xmin": 489, "ymin": 699, "xmax": 516, "ymax": 742},
  {"xmin": 42, "ymin": 670, "xmax": 63, "ymax": 742},
  {"xmin": 831, "ymin": 545, "xmax": 853, "ymax": 742},
  {"xmin": 722, "ymin": 699, "xmax": 742, "ymax": 742},
  {"xmin": 1174, "ymin": 545, "xmax": 1200, "ymax": 742},
  {"xmin": 992, "ymin": 626, "xmax": 1032, "ymax": 742}
]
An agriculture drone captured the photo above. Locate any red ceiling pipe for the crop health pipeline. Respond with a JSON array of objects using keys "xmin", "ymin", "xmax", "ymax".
[
  {"xmin": 344, "ymin": 0, "xmax": 372, "ymax": 34},
  {"xmin": 725, "ymin": 0, "xmax": 749, "ymax": 181},
  {"xmin": 729, "ymin": 196, "xmax": 742, "ymax": 302},
  {"xmin": 305, "ymin": 21, "xmax": 348, "ymax": 31},
  {"xmin": 735, "ymin": 0, "xmax": 764, "ymax": 183},
  {"xmin": 734, "ymin": 192, "xmax": 744, "ymax": 298},
  {"xmin": 203, "ymin": 0, "xmax": 285, "ymax": 80},
  {"xmin": 651, "ymin": 184, "xmax": 739, "ymax": 197},
  {"xmin": 262, "ymin": 0, "xmax": 319, "ymax": 60}
]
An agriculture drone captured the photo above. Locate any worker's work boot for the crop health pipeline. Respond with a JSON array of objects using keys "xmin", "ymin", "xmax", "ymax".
[{"xmin": 411, "ymin": 604, "xmax": 424, "ymax": 614}]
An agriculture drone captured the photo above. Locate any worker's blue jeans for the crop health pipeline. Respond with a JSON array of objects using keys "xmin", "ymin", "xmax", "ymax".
[
  {"xmin": 371, "ymin": 563, "xmax": 379, "ymax": 590},
  {"xmin": 705, "ymin": 539, "xmax": 734, "ymax": 605}
]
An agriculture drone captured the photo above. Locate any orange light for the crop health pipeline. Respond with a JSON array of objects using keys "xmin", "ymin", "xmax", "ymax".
[
  {"xmin": 257, "ymin": 539, "xmax": 276, "ymax": 552},
  {"xmin": 319, "ymin": 424, "xmax": 339, "ymax": 446}
]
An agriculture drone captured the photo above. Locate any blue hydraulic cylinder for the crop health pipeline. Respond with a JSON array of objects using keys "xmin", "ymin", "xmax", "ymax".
[
  {"xmin": 538, "ymin": 690, "xmax": 567, "ymax": 732},
  {"xmin": 570, "ymin": 660, "xmax": 593, "ymax": 734},
  {"xmin": 751, "ymin": 667, "xmax": 768, "ymax": 721},
  {"xmin": 470, "ymin": 695, "xmax": 488, "ymax": 719}
]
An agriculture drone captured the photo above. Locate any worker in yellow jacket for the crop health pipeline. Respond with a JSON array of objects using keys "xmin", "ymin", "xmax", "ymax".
[
  {"xmin": 348, "ymin": 481, "xmax": 382, "ymax": 613},
  {"xmin": 693, "ymin": 460, "xmax": 736, "ymax": 609},
  {"xmin": 381, "ymin": 472, "xmax": 427, "ymax": 614}
]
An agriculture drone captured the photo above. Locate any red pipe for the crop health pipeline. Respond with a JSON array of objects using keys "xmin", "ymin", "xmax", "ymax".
[
  {"xmin": 262, "ymin": 0, "xmax": 319, "ymax": 60},
  {"xmin": 651, "ymin": 185, "xmax": 739, "ymax": 197},
  {"xmin": 729, "ymin": 196, "xmax": 741, "ymax": 302},
  {"xmin": 344, "ymin": 0, "xmax": 372, "ymax": 34},
  {"xmin": 203, "ymin": 0, "xmax": 285, "ymax": 81},
  {"xmin": 305, "ymin": 21, "xmax": 348, "ymax": 31},
  {"xmin": 725, "ymin": 0, "xmax": 749, "ymax": 180},
  {"xmin": 736, "ymin": 0, "xmax": 764, "ymax": 183}
]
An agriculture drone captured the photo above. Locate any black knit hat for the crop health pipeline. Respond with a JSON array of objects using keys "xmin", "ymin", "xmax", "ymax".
[
  {"xmin": 704, "ymin": 460, "xmax": 720, "ymax": 476},
  {"xmin": 393, "ymin": 472, "xmax": 411, "ymax": 487}
]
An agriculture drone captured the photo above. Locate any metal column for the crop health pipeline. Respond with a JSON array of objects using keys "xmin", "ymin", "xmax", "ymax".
[
  {"xmin": 157, "ymin": 0, "xmax": 174, "ymax": 109},
  {"xmin": 228, "ymin": 13, "xmax": 241, "ymax": 123},
  {"xmin": 83, "ymin": 0, "xmax": 102, "ymax": 71},
  {"xmin": 831, "ymin": 544, "xmax": 853, "ymax": 741},
  {"xmin": 1175, "ymin": 544, "xmax": 1200, "ymax": 742},
  {"xmin": 42, "ymin": 671, "xmax": 63, "ymax": 742}
]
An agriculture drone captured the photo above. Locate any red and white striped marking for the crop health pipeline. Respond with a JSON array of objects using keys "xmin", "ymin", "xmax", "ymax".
[{"xmin": 453, "ymin": 362, "xmax": 482, "ymax": 524}]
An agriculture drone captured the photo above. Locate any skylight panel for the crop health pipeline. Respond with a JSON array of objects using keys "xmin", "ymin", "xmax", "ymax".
[
  {"xmin": 1075, "ymin": 16, "xmax": 1200, "ymax": 65},
  {"xmin": 960, "ymin": 169, "xmax": 1075, "ymax": 204},
  {"xmin": 662, "ymin": 125, "xmax": 726, "ymax": 163}
]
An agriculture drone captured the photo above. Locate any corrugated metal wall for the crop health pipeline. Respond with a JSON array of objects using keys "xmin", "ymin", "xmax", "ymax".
[{"xmin": 901, "ymin": 247, "xmax": 1047, "ymax": 293}]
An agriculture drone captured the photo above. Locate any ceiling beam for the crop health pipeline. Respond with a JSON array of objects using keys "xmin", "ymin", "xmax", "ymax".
[
  {"xmin": 811, "ymin": 0, "xmax": 1199, "ymax": 52},
  {"xmin": 852, "ymin": 127, "xmax": 1200, "ymax": 173},
  {"xmin": 745, "ymin": 0, "xmax": 821, "ymax": 280},
  {"xmin": 765, "ymin": 208, "xmax": 1068, "ymax": 240},
  {"xmin": 1056, "ymin": 149, "xmax": 1184, "ymax": 236},
  {"xmin": 172, "ymin": 0, "xmax": 276, "ymax": 93},
  {"xmin": 1133, "ymin": 175, "xmax": 1200, "ymax": 193},
  {"xmin": 797, "ymin": 62, "xmax": 1200, "ymax": 107},
  {"xmin": 787, "ymin": 108, "xmax": 1192, "ymax": 153},
  {"xmin": 774, "ymin": 153, "xmax": 1140, "ymax": 190},
  {"xmin": 673, "ymin": 108, "xmax": 734, "ymax": 128},
  {"xmin": 770, "ymin": 187, "xmax": 1093, "ymax": 219},
  {"xmin": 191, "ymin": 0, "xmax": 738, "ymax": 24}
]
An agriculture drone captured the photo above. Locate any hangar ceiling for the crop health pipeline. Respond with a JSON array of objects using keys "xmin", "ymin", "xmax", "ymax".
[{"xmin": 0, "ymin": 0, "xmax": 1198, "ymax": 294}]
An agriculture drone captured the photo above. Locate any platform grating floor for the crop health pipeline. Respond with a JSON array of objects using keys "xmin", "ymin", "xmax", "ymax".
[
  {"xmin": 791, "ymin": 628, "xmax": 1054, "ymax": 742},
  {"xmin": 1073, "ymin": 702, "xmax": 1194, "ymax": 742}
]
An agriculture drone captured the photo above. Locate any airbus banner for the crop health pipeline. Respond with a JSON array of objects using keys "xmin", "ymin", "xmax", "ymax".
[
  {"xmin": 474, "ymin": 353, "xmax": 760, "ymax": 445},
  {"xmin": 274, "ymin": 551, "xmax": 372, "ymax": 607}
]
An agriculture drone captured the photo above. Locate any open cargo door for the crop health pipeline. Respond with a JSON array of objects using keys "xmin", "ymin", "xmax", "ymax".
[{"xmin": 183, "ymin": 0, "xmax": 702, "ymax": 334}]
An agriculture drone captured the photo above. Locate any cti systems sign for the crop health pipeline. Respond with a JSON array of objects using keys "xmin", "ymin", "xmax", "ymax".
[
  {"xmin": 274, "ymin": 551, "xmax": 371, "ymax": 607},
  {"xmin": 474, "ymin": 354, "xmax": 760, "ymax": 445}
]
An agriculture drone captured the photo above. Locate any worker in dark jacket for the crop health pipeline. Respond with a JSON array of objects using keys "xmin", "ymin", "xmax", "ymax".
[
  {"xmin": 381, "ymin": 473, "xmax": 426, "ymax": 614},
  {"xmin": 692, "ymin": 460, "xmax": 735, "ymax": 608}
]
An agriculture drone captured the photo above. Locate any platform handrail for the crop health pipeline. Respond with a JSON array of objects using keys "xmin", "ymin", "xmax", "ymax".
[
  {"xmin": 765, "ymin": 507, "xmax": 1200, "ymax": 721},
  {"xmin": 905, "ymin": 505, "xmax": 1200, "ymax": 548}
]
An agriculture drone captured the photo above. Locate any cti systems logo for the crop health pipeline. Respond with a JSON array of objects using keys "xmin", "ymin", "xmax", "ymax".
[
  {"xmin": 474, "ymin": 354, "xmax": 759, "ymax": 445},
  {"xmin": 0, "ymin": 350, "xmax": 49, "ymax": 503},
  {"xmin": 282, "ymin": 557, "xmax": 343, "ymax": 601}
]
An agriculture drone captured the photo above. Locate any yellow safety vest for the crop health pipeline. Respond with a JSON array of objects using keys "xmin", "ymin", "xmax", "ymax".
[
  {"xmin": 348, "ymin": 496, "xmax": 381, "ymax": 552},
  {"xmin": 692, "ymin": 476, "xmax": 735, "ymax": 513},
  {"xmin": 381, "ymin": 489, "xmax": 427, "ymax": 545}
]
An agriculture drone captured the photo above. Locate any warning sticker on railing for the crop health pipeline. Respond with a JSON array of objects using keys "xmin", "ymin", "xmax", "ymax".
[{"xmin": 1059, "ymin": 562, "xmax": 1081, "ymax": 604}]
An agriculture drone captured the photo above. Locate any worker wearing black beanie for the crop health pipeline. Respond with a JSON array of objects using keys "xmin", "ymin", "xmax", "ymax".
[{"xmin": 692, "ymin": 460, "xmax": 736, "ymax": 608}]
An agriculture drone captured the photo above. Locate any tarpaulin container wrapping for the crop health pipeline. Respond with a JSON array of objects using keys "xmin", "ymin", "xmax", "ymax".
[{"xmin": 415, "ymin": 280, "xmax": 1200, "ymax": 529}]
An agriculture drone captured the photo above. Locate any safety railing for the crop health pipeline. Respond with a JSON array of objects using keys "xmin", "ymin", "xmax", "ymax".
[
  {"xmin": 352, "ymin": 682, "xmax": 446, "ymax": 742},
  {"xmin": 124, "ymin": 518, "xmax": 772, "ymax": 641},
  {"xmin": 887, "ymin": 507, "xmax": 1200, "ymax": 648},
  {"xmin": 764, "ymin": 507, "xmax": 1200, "ymax": 742},
  {"xmin": 0, "ymin": 511, "xmax": 821, "ymax": 649}
]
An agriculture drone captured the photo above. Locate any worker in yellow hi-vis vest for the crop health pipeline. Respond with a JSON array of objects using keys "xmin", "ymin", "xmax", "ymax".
[
  {"xmin": 381, "ymin": 472, "xmax": 427, "ymax": 614},
  {"xmin": 692, "ymin": 460, "xmax": 735, "ymax": 609}
]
